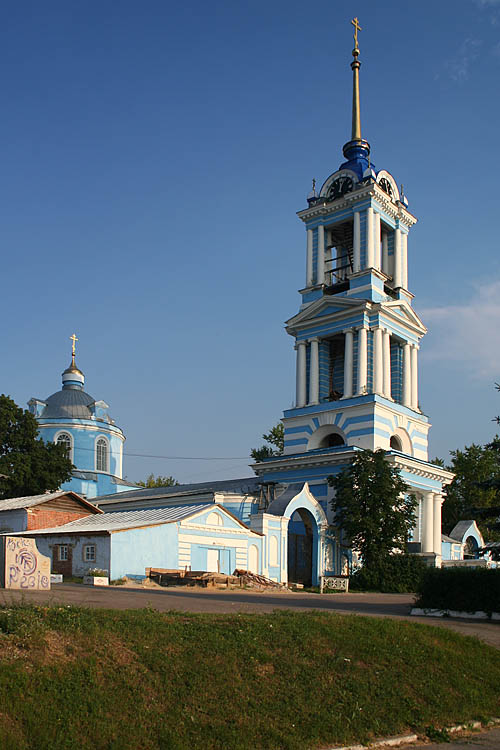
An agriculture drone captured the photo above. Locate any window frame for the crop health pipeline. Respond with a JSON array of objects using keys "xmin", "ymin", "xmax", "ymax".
[
  {"xmin": 83, "ymin": 544, "xmax": 96, "ymax": 563},
  {"xmin": 95, "ymin": 436, "xmax": 109, "ymax": 473},
  {"xmin": 55, "ymin": 431, "xmax": 73, "ymax": 463},
  {"xmin": 58, "ymin": 545, "xmax": 69, "ymax": 562}
]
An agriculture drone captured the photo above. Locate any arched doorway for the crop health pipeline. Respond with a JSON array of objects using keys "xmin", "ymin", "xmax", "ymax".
[{"xmin": 287, "ymin": 508, "xmax": 315, "ymax": 586}]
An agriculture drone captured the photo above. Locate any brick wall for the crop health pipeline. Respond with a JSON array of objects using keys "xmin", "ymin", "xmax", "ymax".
[{"xmin": 27, "ymin": 508, "xmax": 91, "ymax": 531}]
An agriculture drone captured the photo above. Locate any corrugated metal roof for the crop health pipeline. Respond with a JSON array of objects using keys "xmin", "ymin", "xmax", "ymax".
[
  {"xmin": 0, "ymin": 492, "xmax": 77, "ymax": 512},
  {"xmin": 96, "ymin": 477, "xmax": 261, "ymax": 506},
  {"xmin": 14, "ymin": 504, "xmax": 213, "ymax": 535}
]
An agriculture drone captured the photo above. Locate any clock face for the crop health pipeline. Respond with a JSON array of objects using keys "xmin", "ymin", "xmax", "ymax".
[
  {"xmin": 379, "ymin": 177, "xmax": 393, "ymax": 198},
  {"xmin": 328, "ymin": 174, "xmax": 354, "ymax": 201}
]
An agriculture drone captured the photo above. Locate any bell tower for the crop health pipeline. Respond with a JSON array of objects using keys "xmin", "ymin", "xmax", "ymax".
[{"xmin": 282, "ymin": 19, "xmax": 428, "ymax": 460}]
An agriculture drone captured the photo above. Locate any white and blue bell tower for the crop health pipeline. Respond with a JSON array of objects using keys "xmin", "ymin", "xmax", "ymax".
[
  {"xmin": 28, "ymin": 336, "xmax": 138, "ymax": 499},
  {"xmin": 253, "ymin": 19, "xmax": 454, "ymax": 568}
]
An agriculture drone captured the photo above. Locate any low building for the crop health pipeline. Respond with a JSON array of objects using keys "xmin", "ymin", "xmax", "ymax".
[
  {"xmin": 15, "ymin": 504, "xmax": 265, "ymax": 580},
  {"xmin": 0, "ymin": 491, "xmax": 102, "ymax": 534},
  {"xmin": 442, "ymin": 520, "xmax": 486, "ymax": 564}
]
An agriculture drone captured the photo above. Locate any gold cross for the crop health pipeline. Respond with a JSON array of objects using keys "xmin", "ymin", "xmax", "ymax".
[
  {"xmin": 70, "ymin": 333, "xmax": 78, "ymax": 356},
  {"xmin": 351, "ymin": 17, "xmax": 362, "ymax": 48}
]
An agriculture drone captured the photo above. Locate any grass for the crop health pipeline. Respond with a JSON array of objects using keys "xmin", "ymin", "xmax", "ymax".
[{"xmin": 0, "ymin": 604, "xmax": 498, "ymax": 749}]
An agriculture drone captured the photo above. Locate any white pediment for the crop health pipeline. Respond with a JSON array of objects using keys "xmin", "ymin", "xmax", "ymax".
[
  {"xmin": 286, "ymin": 296, "xmax": 367, "ymax": 330},
  {"xmin": 381, "ymin": 301, "xmax": 427, "ymax": 334}
]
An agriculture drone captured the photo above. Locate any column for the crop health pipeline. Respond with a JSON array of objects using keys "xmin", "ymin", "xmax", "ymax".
[
  {"xmin": 382, "ymin": 232, "xmax": 389, "ymax": 276},
  {"xmin": 366, "ymin": 207, "xmax": 374, "ymax": 268},
  {"xmin": 373, "ymin": 212, "xmax": 381, "ymax": 271},
  {"xmin": 394, "ymin": 228, "xmax": 402, "ymax": 287},
  {"xmin": 343, "ymin": 329, "xmax": 354, "ymax": 398},
  {"xmin": 308, "ymin": 338, "xmax": 319, "ymax": 405},
  {"xmin": 402, "ymin": 342, "xmax": 411, "ymax": 407},
  {"xmin": 411, "ymin": 344, "xmax": 418, "ymax": 411},
  {"xmin": 306, "ymin": 229, "xmax": 313, "ymax": 287},
  {"xmin": 356, "ymin": 326, "xmax": 367, "ymax": 395},
  {"xmin": 382, "ymin": 329, "xmax": 392, "ymax": 399},
  {"xmin": 401, "ymin": 232, "xmax": 408, "ymax": 289},
  {"xmin": 421, "ymin": 492, "xmax": 434, "ymax": 554},
  {"xmin": 353, "ymin": 211, "xmax": 361, "ymax": 272},
  {"xmin": 373, "ymin": 327, "xmax": 383, "ymax": 394},
  {"xmin": 433, "ymin": 494, "xmax": 443, "ymax": 561},
  {"xmin": 295, "ymin": 341, "xmax": 307, "ymax": 408},
  {"xmin": 317, "ymin": 225, "xmax": 325, "ymax": 286}
]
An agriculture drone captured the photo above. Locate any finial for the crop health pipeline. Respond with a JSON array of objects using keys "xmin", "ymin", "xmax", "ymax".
[
  {"xmin": 70, "ymin": 333, "xmax": 78, "ymax": 366},
  {"xmin": 350, "ymin": 17, "xmax": 362, "ymax": 142},
  {"xmin": 312, "ymin": 178, "xmax": 316, "ymax": 192}
]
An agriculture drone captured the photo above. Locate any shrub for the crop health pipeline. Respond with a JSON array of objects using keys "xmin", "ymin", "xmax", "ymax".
[
  {"xmin": 86, "ymin": 568, "xmax": 108, "ymax": 578},
  {"xmin": 415, "ymin": 567, "xmax": 500, "ymax": 614},
  {"xmin": 350, "ymin": 554, "xmax": 428, "ymax": 593}
]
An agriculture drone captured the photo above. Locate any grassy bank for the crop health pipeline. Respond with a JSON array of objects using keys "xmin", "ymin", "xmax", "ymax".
[{"xmin": 0, "ymin": 604, "xmax": 498, "ymax": 750}]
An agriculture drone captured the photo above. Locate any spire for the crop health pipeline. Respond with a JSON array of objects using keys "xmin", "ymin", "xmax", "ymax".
[
  {"xmin": 62, "ymin": 333, "xmax": 85, "ymax": 390},
  {"xmin": 350, "ymin": 17, "xmax": 362, "ymax": 142},
  {"xmin": 339, "ymin": 17, "xmax": 372, "ymax": 180}
]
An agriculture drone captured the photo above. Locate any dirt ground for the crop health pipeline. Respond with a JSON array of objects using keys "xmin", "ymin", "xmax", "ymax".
[{"xmin": 2, "ymin": 584, "xmax": 499, "ymax": 648}]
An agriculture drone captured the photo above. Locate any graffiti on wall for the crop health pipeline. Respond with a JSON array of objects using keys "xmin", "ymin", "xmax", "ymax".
[{"xmin": 4, "ymin": 537, "xmax": 51, "ymax": 590}]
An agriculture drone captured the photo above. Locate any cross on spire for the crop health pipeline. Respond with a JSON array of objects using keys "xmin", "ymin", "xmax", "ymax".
[
  {"xmin": 70, "ymin": 333, "xmax": 78, "ymax": 358},
  {"xmin": 351, "ymin": 17, "xmax": 362, "ymax": 50}
]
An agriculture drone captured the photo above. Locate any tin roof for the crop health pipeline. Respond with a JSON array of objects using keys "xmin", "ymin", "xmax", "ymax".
[
  {"xmin": 0, "ymin": 491, "xmax": 99, "ymax": 513},
  {"xmin": 12, "ymin": 504, "xmax": 214, "ymax": 535},
  {"xmin": 95, "ymin": 477, "xmax": 261, "ymax": 506}
]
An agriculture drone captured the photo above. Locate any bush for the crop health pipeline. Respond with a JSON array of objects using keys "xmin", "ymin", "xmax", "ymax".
[
  {"xmin": 350, "ymin": 554, "xmax": 428, "ymax": 593},
  {"xmin": 415, "ymin": 567, "xmax": 500, "ymax": 614}
]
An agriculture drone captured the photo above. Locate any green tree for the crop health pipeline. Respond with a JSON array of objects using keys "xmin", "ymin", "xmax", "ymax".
[
  {"xmin": 136, "ymin": 474, "xmax": 179, "ymax": 488},
  {"xmin": 0, "ymin": 394, "xmax": 73, "ymax": 499},
  {"xmin": 251, "ymin": 423, "xmax": 284, "ymax": 462},
  {"xmin": 328, "ymin": 449, "xmax": 417, "ymax": 574},
  {"xmin": 442, "ymin": 443, "xmax": 500, "ymax": 537}
]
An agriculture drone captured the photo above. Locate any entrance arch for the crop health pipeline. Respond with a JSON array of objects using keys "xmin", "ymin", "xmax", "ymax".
[{"xmin": 266, "ymin": 482, "xmax": 328, "ymax": 586}]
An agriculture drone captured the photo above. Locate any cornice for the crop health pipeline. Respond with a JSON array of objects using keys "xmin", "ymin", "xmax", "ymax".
[{"xmin": 386, "ymin": 453, "xmax": 454, "ymax": 484}]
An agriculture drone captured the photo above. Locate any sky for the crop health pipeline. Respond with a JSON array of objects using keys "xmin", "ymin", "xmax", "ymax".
[{"xmin": 2, "ymin": 0, "xmax": 500, "ymax": 484}]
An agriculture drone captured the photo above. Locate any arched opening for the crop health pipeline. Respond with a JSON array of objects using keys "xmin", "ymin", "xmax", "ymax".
[
  {"xmin": 96, "ymin": 437, "xmax": 109, "ymax": 472},
  {"xmin": 390, "ymin": 435, "xmax": 402, "ymax": 451},
  {"xmin": 464, "ymin": 536, "xmax": 479, "ymax": 559},
  {"xmin": 248, "ymin": 544, "xmax": 259, "ymax": 574},
  {"xmin": 287, "ymin": 508, "xmax": 315, "ymax": 586},
  {"xmin": 56, "ymin": 432, "xmax": 73, "ymax": 461},
  {"xmin": 321, "ymin": 433, "xmax": 345, "ymax": 448}
]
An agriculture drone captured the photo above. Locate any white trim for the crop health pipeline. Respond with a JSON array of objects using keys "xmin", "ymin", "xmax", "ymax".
[
  {"xmin": 54, "ymin": 430, "xmax": 74, "ymax": 463},
  {"xmin": 95, "ymin": 435, "xmax": 110, "ymax": 473}
]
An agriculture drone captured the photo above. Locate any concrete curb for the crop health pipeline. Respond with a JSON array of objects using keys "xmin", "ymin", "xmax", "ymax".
[
  {"xmin": 411, "ymin": 607, "xmax": 500, "ymax": 620},
  {"xmin": 326, "ymin": 718, "xmax": 500, "ymax": 750}
]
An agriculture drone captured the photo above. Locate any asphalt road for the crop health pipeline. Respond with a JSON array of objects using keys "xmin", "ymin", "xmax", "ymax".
[
  {"xmin": 2, "ymin": 584, "xmax": 499, "ymax": 648},
  {"xmin": 410, "ymin": 726, "xmax": 500, "ymax": 749}
]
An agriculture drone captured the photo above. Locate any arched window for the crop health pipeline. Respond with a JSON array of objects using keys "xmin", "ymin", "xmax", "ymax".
[
  {"xmin": 96, "ymin": 438, "xmax": 108, "ymax": 472},
  {"xmin": 390, "ymin": 435, "xmax": 403, "ymax": 451},
  {"xmin": 56, "ymin": 432, "xmax": 72, "ymax": 461}
]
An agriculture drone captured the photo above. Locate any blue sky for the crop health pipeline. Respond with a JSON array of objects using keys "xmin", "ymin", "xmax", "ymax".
[{"xmin": 2, "ymin": 0, "xmax": 500, "ymax": 483}]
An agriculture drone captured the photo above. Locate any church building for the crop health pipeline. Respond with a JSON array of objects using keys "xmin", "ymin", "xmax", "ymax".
[
  {"xmin": 28, "ymin": 336, "xmax": 137, "ymax": 499},
  {"xmin": 92, "ymin": 20, "xmax": 454, "ymax": 586}
]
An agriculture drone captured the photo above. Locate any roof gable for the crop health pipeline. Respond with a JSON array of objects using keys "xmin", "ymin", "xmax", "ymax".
[
  {"xmin": 286, "ymin": 297, "xmax": 366, "ymax": 330},
  {"xmin": 181, "ymin": 504, "xmax": 253, "ymax": 532},
  {"xmin": 381, "ymin": 301, "xmax": 427, "ymax": 334},
  {"xmin": 0, "ymin": 491, "xmax": 101, "ymax": 515}
]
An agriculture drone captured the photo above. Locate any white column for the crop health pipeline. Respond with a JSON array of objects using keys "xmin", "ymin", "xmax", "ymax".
[
  {"xmin": 402, "ymin": 342, "xmax": 411, "ymax": 407},
  {"xmin": 401, "ymin": 232, "xmax": 408, "ymax": 289},
  {"xmin": 366, "ymin": 207, "xmax": 374, "ymax": 269},
  {"xmin": 295, "ymin": 341, "xmax": 307, "ymax": 408},
  {"xmin": 394, "ymin": 228, "xmax": 402, "ymax": 287},
  {"xmin": 382, "ymin": 329, "xmax": 391, "ymax": 399},
  {"xmin": 373, "ymin": 212, "xmax": 381, "ymax": 271},
  {"xmin": 353, "ymin": 211, "xmax": 361, "ymax": 272},
  {"xmin": 343, "ymin": 329, "xmax": 354, "ymax": 398},
  {"xmin": 308, "ymin": 338, "xmax": 319, "ymax": 405},
  {"xmin": 317, "ymin": 225, "xmax": 325, "ymax": 286},
  {"xmin": 356, "ymin": 326, "xmax": 368, "ymax": 395},
  {"xmin": 422, "ymin": 492, "xmax": 434, "ymax": 554},
  {"xmin": 382, "ymin": 232, "xmax": 389, "ymax": 276},
  {"xmin": 373, "ymin": 327, "xmax": 383, "ymax": 394},
  {"xmin": 306, "ymin": 229, "xmax": 313, "ymax": 287},
  {"xmin": 433, "ymin": 494, "xmax": 443, "ymax": 561},
  {"xmin": 411, "ymin": 344, "xmax": 418, "ymax": 411}
]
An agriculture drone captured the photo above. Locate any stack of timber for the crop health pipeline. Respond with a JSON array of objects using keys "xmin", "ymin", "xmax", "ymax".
[{"xmin": 145, "ymin": 568, "xmax": 286, "ymax": 590}]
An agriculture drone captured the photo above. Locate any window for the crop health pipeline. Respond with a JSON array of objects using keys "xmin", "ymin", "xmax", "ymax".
[
  {"xmin": 56, "ymin": 432, "xmax": 72, "ymax": 460},
  {"xmin": 83, "ymin": 545, "xmax": 96, "ymax": 563},
  {"xmin": 390, "ymin": 435, "xmax": 402, "ymax": 451},
  {"xmin": 58, "ymin": 545, "xmax": 68, "ymax": 562},
  {"xmin": 96, "ymin": 438, "xmax": 108, "ymax": 472}
]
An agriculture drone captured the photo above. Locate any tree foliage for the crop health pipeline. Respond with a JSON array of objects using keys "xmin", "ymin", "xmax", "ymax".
[
  {"xmin": 0, "ymin": 394, "xmax": 73, "ymax": 499},
  {"xmin": 441, "ymin": 442, "xmax": 500, "ymax": 537},
  {"xmin": 328, "ymin": 449, "xmax": 417, "ymax": 574},
  {"xmin": 136, "ymin": 474, "xmax": 179, "ymax": 488},
  {"xmin": 251, "ymin": 423, "xmax": 284, "ymax": 462}
]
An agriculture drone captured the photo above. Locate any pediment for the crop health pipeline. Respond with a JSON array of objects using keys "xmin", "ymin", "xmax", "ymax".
[
  {"xmin": 286, "ymin": 296, "xmax": 366, "ymax": 329},
  {"xmin": 381, "ymin": 301, "xmax": 427, "ymax": 334}
]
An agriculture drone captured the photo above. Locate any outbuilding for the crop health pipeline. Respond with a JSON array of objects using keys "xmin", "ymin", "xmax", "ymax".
[
  {"xmin": 0, "ymin": 491, "xmax": 101, "ymax": 534},
  {"xmin": 16, "ymin": 503, "xmax": 264, "ymax": 580}
]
